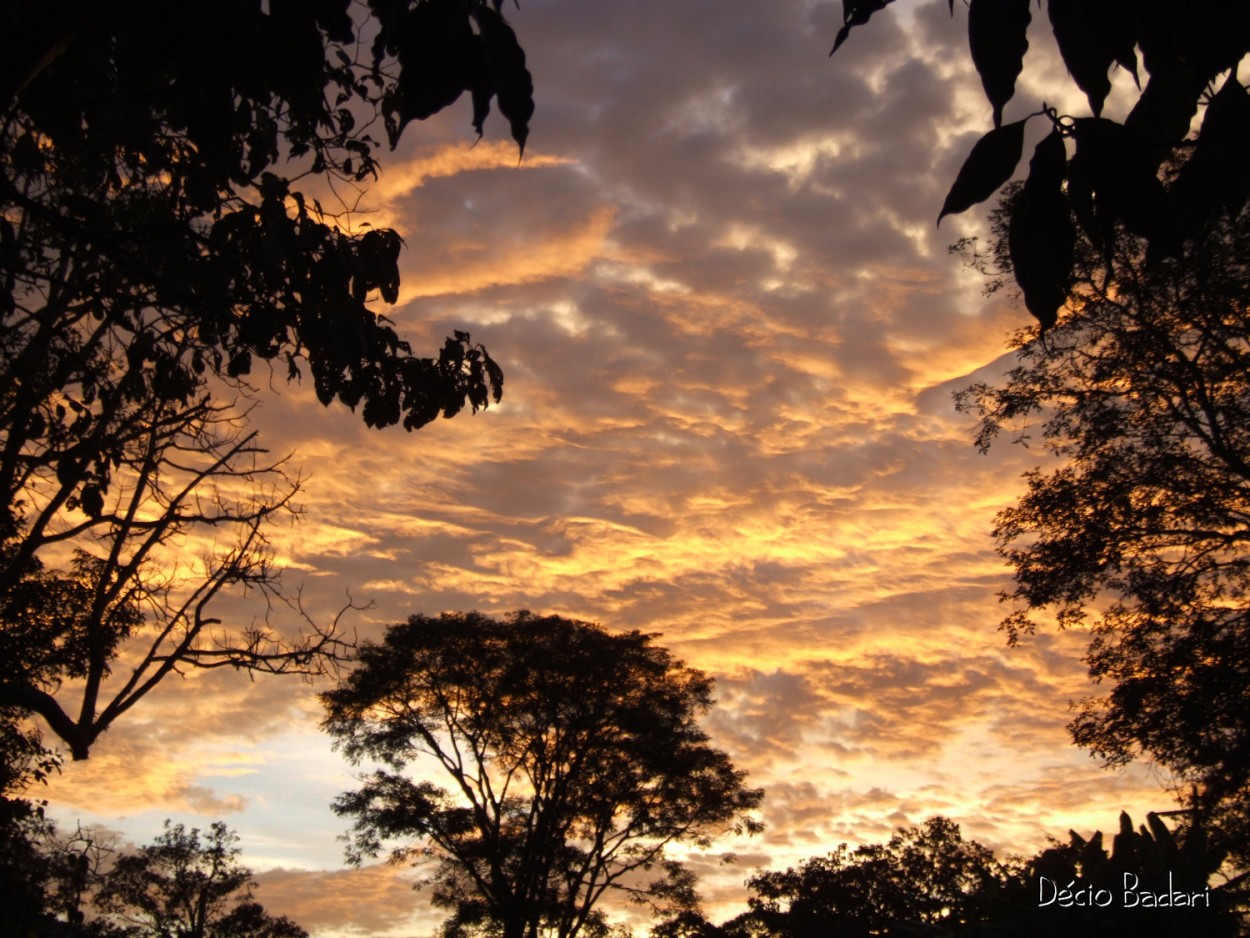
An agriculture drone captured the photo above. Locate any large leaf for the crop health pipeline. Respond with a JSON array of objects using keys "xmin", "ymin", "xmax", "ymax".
[
  {"xmin": 391, "ymin": 0, "xmax": 477, "ymax": 140},
  {"xmin": 937, "ymin": 119, "xmax": 1027, "ymax": 225},
  {"xmin": 471, "ymin": 4, "xmax": 535, "ymax": 155},
  {"xmin": 1048, "ymin": 0, "xmax": 1113, "ymax": 117},
  {"xmin": 1171, "ymin": 76, "xmax": 1250, "ymax": 239},
  {"xmin": 1123, "ymin": 63, "xmax": 1206, "ymax": 167},
  {"xmin": 1099, "ymin": 0, "xmax": 1139, "ymax": 87},
  {"xmin": 358, "ymin": 229, "xmax": 403, "ymax": 305},
  {"xmin": 1009, "ymin": 130, "xmax": 1074, "ymax": 331},
  {"xmin": 968, "ymin": 0, "xmax": 1030, "ymax": 128},
  {"xmin": 1071, "ymin": 117, "xmax": 1179, "ymax": 260}
]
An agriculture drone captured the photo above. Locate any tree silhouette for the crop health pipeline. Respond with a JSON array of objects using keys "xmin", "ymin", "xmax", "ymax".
[
  {"xmin": 957, "ymin": 196, "xmax": 1250, "ymax": 862},
  {"xmin": 4, "ymin": 815, "xmax": 303, "ymax": 938},
  {"xmin": 832, "ymin": 1, "xmax": 1250, "ymax": 329},
  {"xmin": 730, "ymin": 817, "xmax": 1007, "ymax": 938},
  {"xmin": 94, "ymin": 820, "xmax": 306, "ymax": 938},
  {"xmin": 1, "ymin": 1, "xmax": 529, "ymax": 758},
  {"xmin": 1004, "ymin": 810, "xmax": 1243, "ymax": 938},
  {"xmin": 0, "ymin": 774, "xmax": 56, "ymax": 936},
  {"xmin": 323, "ymin": 611, "xmax": 764, "ymax": 938},
  {"xmin": 660, "ymin": 813, "xmax": 1245, "ymax": 938},
  {"xmin": 0, "ymin": 391, "xmax": 345, "ymax": 762}
]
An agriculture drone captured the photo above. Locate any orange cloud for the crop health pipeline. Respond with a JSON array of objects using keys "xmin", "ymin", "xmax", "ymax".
[{"xmin": 398, "ymin": 206, "xmax": 619, "ymax": 300}]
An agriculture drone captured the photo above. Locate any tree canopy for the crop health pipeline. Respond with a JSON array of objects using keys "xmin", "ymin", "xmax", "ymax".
[
  {"xmin": 1, "ymin": 0, "xmax": 530, "ymax": 759},
  {"xmin": 832, "ymin": 0, "xmax": 1250, "ymax": 329},
  {"xmin": 322, "ymin": 611, "xmax": 764, "ymax": 938},
  {"xmin": 4, "ymin": 815, "xmax": 307, "ymax": 938},
  {"xmin": 656, "ymin": 812, "xmax": 1245, "ymax": 938},
  {"xmin": 957, "ymin": 190, "xmax": 1250, "ymax": 860},
  {"xmin": 94, "ymin": 821, "xmax": 306, "ymax": 938},
  {"xmin": 735, "ymin": 817, "xmax": 1007, "ymax": 938}
]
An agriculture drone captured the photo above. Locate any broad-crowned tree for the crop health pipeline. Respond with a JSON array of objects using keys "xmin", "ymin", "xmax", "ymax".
[
  {"xmin": 830, "ymin": 0, "xmax": 1250, "ymax": 329},
  {"xmin": 322, "ymin": 611, "xmax": 764, "ymax": 938},
  {"xmin": 957, "ymin": 194, "xmax": 1250, "ymax": 861},
  {"xmin": 0, "ymin": 0, "xmax": 529, "ymax": 758}
]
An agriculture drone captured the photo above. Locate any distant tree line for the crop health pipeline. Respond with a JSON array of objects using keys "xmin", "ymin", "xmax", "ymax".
[
  {"xmin": 2, "ymin": 817, "xmax": 306, "ymax": 938},
  {"xmin": 9, "ymin": 809, "xmax": 1246, "ymax": 938},
  {"xmin": 22, "ymin": 610, "xmax": 1245, "ymax": 938},
  {"xmin": 656, "ymin": 814, "xmax": 1247, "ymax": 938}
]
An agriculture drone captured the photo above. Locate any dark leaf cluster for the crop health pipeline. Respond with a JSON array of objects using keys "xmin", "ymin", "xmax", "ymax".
[
  {"xmin": 375, "ymin": 0, "xmax": 535, "ymax": 154},
  {"xmin": 94, "ymin": 821, "xmax": 307, "ymax": 938},
  {"xmin": 834, "ymin": 0, "xmax": 1250, "ymax": 330},
  {"xmin": 1006, "ymin": 810, "xmax": 1243, "ymax": 938},
  {"xmin": 1, "ymin": 0, "xmax": 521, "ymax": 760},
  {"xmin": 738, "ymin": 817, "xmax": 1007, "ymax": 938},
  {"xmin": 2, "ymin": 0, "xmax": 511, "ymax": 449}
]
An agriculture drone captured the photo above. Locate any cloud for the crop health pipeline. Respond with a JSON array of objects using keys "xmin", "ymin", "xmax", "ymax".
[{"xmin": 255, "ymin": 864, "xmax": 436, "ymax": 936}]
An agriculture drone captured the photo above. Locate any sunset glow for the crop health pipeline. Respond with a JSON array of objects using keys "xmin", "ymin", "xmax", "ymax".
[{"xmin": 38, "ymin": 2, "xmax": 1176, "ymax": 935}]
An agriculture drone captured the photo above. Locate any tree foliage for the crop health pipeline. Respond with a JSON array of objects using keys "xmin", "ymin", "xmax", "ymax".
[
  {"xmin": 0, "ymin": 395, "xmax": 336, "ymax": 762},
  {"xmin": 4, "ymin": 816, "xmax": 302, "ymax": 938},
  {"xmin": 956, "ymin": 197, "xmax": 1250, "ymax": 860},
  {"xmin": 832, "ymin": 0, "xmax": 1250, "ymax": 329},
  {"xmin": 1, "ymin": 0, "xmax": 529, "ymax": 759},
  {"xmin": 658, "ymin": 813, "xmax": 1246, "ymax": 938},
  {"xmin": 732, "ymin": 817, "xmax": 1008, "ymax": 938},
  {"xmin": 92, "ymin": 820, "xmax": 305, "ymax": 938},
  {"xmin": 1015, "ymin": 810, "xmax": 1243, "ymax": 938},
  {"xmin": 322, "ymin": 611, "xmax": 764, "ymax": 938}
]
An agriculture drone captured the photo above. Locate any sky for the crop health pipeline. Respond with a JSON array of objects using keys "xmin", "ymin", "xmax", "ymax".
[{"xmin": 40, "ymin": 1, "xmax": 1178, "ymax": 935}]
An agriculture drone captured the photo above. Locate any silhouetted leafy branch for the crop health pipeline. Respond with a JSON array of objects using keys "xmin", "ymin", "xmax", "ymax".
[
  {"xmin": 833, "ymin": 0, "xmax": 1250, "ymax": 329},
  {"xmin": 1, "ymin": 0, "xmax": 529, "ymax": 760}
]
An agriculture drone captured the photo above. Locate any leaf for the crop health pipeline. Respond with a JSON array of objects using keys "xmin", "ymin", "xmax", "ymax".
[
  {"xmin": 467, "ymin": 35, "xmax": 495, "ymax": 139},
  {"xmin": 56, "ymin": 457, "xmax": 82, "ymax": 489},
  {"xmin": 1009, "ymin": 131, "xmax": 1075, "ymax": 331},
  {"xmin": 968, "ymin": 0, "xmax": 1030, "ymax": 127},
  {"xmin": 316, "ymin": 0, "xmax": 355, "ymax": 44},
  {"xmin": 1063, "ymin": 149, "xmax": 1106, "ymax": 255},
  {"xmin": 937, "ymin": 119, "xmax": 1028, "ymax": 225},
  {"xmin": 391, "ymin": 0, "xmax": 477, "ymax": 139},
  {"xmin": 1098, "ymin": 0, "xmax": 1139, "ymax": 87},
  {"xmin": 1023, "ymin": 126, "xmax": 1067, "ymax": 195},
  {"xmin": 362, "ymin": 391, "xmax": 401, "ymax": 429},
  {"xmin": 485, "ymin": 356, "xmax": 504, "ymax": 404},
  {"xmin": 471, "ymin": 5, "xmax": 535, "ymax": 155},
  {"xmin": 227, "ymin": 350, "xmax": 253, "ymax": 378},
  {"xmin": 1174, "ymin": 0, "xmax": 1250, "ymax": 89},
  {"xmin": 830, "ymin": 0, "xmax": 897, "ymax": 55},
  {"xmin": 1123, "ymin": 63, "xmax": 1206, "ymax": 166},
  {"xmin": 1171, "ymin": 75, "xmax": 1250, "ymax": 239},
  {"xmin": 80, "ymin": 484, "xmax": 104, "ymax": 519},
  {"xmin": 358, "ymin": 229, "xmax": 403, "ymax": 305},
  {"xmin": 1070, "ymin": 117, "xmax": 1180, "ymax": 260},
  {"xmin": 1048, "ymin": 0, "xmax": 1113, "ymax": 116}
]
